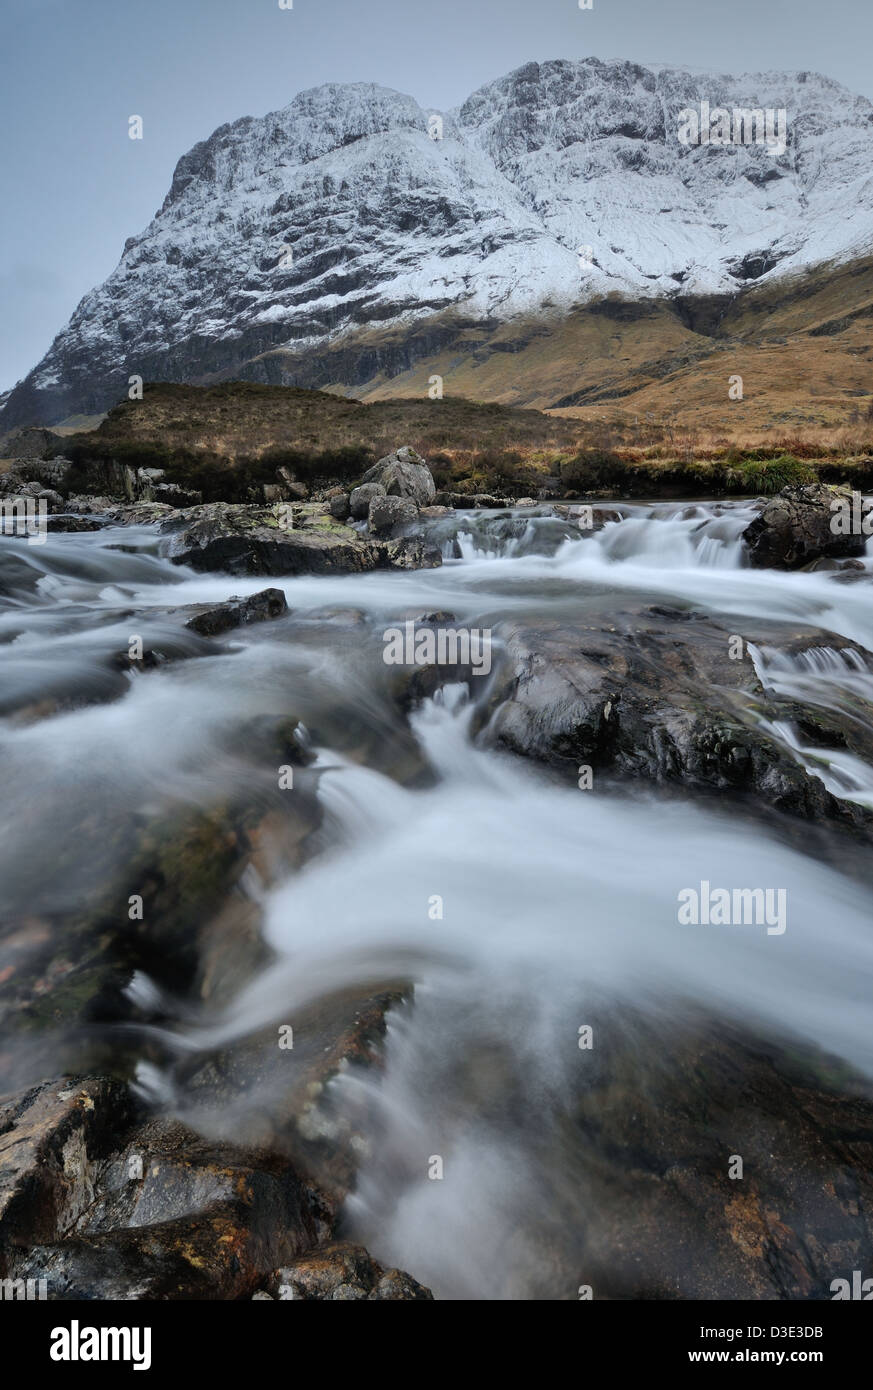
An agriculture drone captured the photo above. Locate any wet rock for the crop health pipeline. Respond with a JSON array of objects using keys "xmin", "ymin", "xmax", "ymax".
[
  {"xmin": 375, "ymin": 535, "xmax": 442, "ymax": 570},
  {"xmin": 349, "ymin": 481, "xmax": 386, "ymax": 520},
  {"xmin": 482, "ymin": 606, "xmax": 873, "ymax": 832},
  {"xmin": 328, "ymin": 493, "xmax": 350, "ymax": 521},
  {"xmin": 178, "ymin": 984, "xmax": 410, "ymax": 1201},
  {"xmin": 358, "ymin": 446, "xmax": 435, "ymax": 506},
  {"xmin": 0, "ymin": 1077, "xmax": 133, "ymax": 1259},
  {"xmin": 184, "ymin": 588, "xmax": 288, "ymax": 637},
  {"xmin": 435, "ymin": 492, "xmax": 512, "ymax": 509},
  {"xmin": 45, "ymin": 514, "xmax": 104, "ymax": 532},
  {"xmin": 263, "ymin": 1242, "xmax": 433, "ymax": 1300},
  {"xmin": 161, "ymin": 502, "xmax": 440, "ymax": 575},
  {"xmin": 555, "ymin": 1014, "xmax": 873, "ymax": 1300},
  {"xmin": 68, "ymin": 499, "xmax": 178, "ymax": 525},
  {"xmin": 742, "ymin": 485, "xmax": 865, "ymax": 570},
  {"xmin": 552, "ymin": 503, "xmax": 622, "ymax": 530},
  {"xmin": 0, "ymin": 983, "xmax": 429, "ymax": 1299},
  {"xmin": 11, "ymin": 1204, "xmax": 310, "ymax": 1301},
  {"xmin": 161, "ymin": 502, "xmax": 379, "ymax": 576},
  {"xmin": 367, "ymin": 495, "xmax": 419, "ymax": 536}
]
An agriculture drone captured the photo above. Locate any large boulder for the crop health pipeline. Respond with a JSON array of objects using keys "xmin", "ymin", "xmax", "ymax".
[
  {"xmin": 159, "ymin": 502, "xmax": 441, "ymax": 576},
  {"xmin": 367, "ymin": 494, "xmax": 419, "ymax": 536},
  {"xmin": 161, "ymin": 502, "xmax": 379, "ymax": 576},
  {"xmin": 183, "ymin": 587, "xmax": 287, "ymax": 636},
  {"xmin": 479, "ymin": 604, "xmax": 873, "ymax": 832},
  {"xmin": 742, "ymin": 484, "xmax": 866, "ymax": 570},
  {"xmin": 358, "ymin": 446, "xmax": 435, "ymax": 506},
  {"xmin": 349, "ymin": 481, "xmax": 386, "ymax": 520}
]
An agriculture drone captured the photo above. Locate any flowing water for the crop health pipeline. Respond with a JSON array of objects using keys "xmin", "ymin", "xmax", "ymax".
[{"xmin": 2, "ymin": 500, "xmax": 873, "ymax": 1298}]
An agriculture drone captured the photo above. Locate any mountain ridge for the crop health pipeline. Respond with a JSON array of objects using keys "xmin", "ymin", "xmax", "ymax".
[{"xmin": 4, "ymin": 56, "xmax": 873, "ymax": 430}]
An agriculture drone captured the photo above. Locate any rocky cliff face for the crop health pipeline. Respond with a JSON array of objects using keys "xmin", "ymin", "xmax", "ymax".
[{"xmin": 5, "ymin": 58, "xmax": 873, "ymax": 428}]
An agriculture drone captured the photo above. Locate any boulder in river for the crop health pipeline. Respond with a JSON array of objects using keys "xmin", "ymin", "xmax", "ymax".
[
  {"xmin": 480, "ymin": 605, "xmax": 873, "ymax": 834},
  {"xmin": 0, "ymin": 981, "xmax": 427, "ymax": 1298},
  {"xmin": 161, "ymin": 502, "xmax": 441, "ymax": 576},
  {"xmin": 358, "ymin": 446, "xmax": 436, "ymax": 506},
  {"xmin": 349, "ymin": 481, "xmax": 386, "ymax": 520},
  {"xmin": 742, "ymin": 484, "xmax": 866, "ymax": 569},
  {"xmin": 367, "ymin": 494, "xmax": 419, "ymax": 536},
  {"xmin": 161, "ymin": 502, "xmax": 378, "ymax": 576},
  {"xmin": 184, "ymin": 587, "xmax": 288, "ymax": 637},
  {"xmin": 0, "ymin": 1079, "xmax": 133, "ymax": 1252}
]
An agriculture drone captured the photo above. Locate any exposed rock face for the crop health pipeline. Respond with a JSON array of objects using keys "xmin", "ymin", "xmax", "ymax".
[
  {"xmin": 359, "ymin": 447, "xmax": 436, "ymax": 506},
  {"xmin": 161, "ymin": 501, "xmax": 442, "ymax": 575},
  {"xmin": 161, "ymin": 503, "xmax": 379, "ymax": 576},
  {"xmin": 481, "ymin": 605, "xmax": 873, "ymax": 832},
  {"xmin": 349, "ymin": 482, "xmax": 386, "ymax": 520},
  {"xmin": 742, "ymin": 485, "xmax": 866, "ymax": 569},
  {"xmin": 5, "ymin": 61, "xmax": 873, "ymax": 428},
  {"xmin": 367, "ymin": 494, "xmax": 419, "ymax": 536},
  {"xmin": 0, "ymin": 986, "xmax": 428, "ymax": 1298},
  {"xmin": 0, "ymin": 464, "xmax": 68, "ymax": 513},
  {"xmin": 261, "ymin": 1242, "xmax": 433, "ymax": 1300},
  {"xmin": 184, "ymin": 588, "xmax": 288, "ymax": 636}
]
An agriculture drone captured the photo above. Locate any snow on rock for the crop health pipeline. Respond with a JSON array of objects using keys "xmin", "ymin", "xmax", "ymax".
[{"xmin": 4, "ymin": 58, "xmax": 873, "ymax": 426}]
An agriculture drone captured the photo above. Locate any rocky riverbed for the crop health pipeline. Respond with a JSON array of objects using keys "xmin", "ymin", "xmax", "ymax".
[{"xmin": 2, "ymin": 449, "xmax": 873, "ymax": 1300}]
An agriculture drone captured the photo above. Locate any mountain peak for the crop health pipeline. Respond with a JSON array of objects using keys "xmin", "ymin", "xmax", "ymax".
[{"xmin": 4, "ymin": 57, "xmax": 873, "ymax": 430}]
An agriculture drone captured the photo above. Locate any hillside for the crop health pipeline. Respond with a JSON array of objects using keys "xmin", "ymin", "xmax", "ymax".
[{"xmin": 54, "ymin": 381, "xmax": 873, "ymax": 500}]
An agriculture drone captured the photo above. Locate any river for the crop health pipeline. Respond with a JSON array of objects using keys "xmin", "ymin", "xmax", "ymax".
[{"xmin": 2, "ymin": 500, "xmax": 873, "ymax": 1298}]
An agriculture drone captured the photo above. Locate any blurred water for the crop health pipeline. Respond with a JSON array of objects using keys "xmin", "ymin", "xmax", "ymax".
[{"xmin": 2, "ymin": 501, "xmax": 873, "ymax": 1297}]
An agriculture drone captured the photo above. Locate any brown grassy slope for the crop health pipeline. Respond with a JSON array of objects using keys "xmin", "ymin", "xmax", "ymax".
[
  {"xmin": 71, "ymin": 382, "xmax": 584, "ymax": 464},
  {"xmin": 231, "ymin": 254, "xmax": 873, "ymax": 453},
  {"xmin": 550, "ymin": 257, "xmax": 873, "ymax": 451},
  {"xmin": 62, "ymin": 377, "xmax": 873, "ymax": 503}
]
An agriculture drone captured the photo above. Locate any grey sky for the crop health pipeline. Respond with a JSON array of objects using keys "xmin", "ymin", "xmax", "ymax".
[{"xmin": 2, "ymin": 0, "xmax": 870, "ymax": 392}]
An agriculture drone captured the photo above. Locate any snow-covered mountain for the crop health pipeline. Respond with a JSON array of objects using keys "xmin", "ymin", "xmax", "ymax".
[{"xmin": 5, "ymin": 57, "xmax": 873, "ymax": 428}]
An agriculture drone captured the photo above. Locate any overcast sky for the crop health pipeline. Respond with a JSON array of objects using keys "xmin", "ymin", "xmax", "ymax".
[{"xmin": 1, "ymin": 0, "xmax": 871, "ymax": 392}]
